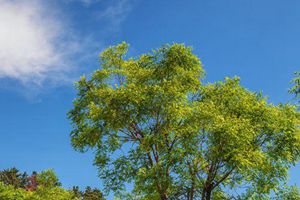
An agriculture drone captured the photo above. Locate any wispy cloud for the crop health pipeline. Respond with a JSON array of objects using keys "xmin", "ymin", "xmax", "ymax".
[
  {"xmin": 67, "ymin": 0, "xmax": 102, "ymax": 7},
  {"xmin": 97, "ymin": 0, "xmax": 135, "ymax": 30},
  {"xmin": 0, "ymin": 0, "xmax": 78, "ymax": 86},
  {"xmin": 0, "ymin": 0, "xmax": 136, "ymax": 97}
]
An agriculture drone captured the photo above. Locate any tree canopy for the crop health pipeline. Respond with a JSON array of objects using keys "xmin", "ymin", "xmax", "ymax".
[
  {"xmin": 68, "ymin": 42, "xmax": 300, "ymax": 199},
  {"xmin": 290, "ymin": 71, "xmax": 300, "ymax": 101},
  {"xmin": 0, "ymin": 168, "xmax": 105, "ymax": 200},
  {"xmin": 0, "ymin": 169, "xmax": 73, "ymax": 200}
]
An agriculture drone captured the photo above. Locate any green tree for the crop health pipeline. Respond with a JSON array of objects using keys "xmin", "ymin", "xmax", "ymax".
[
  {"xmin": 0, "ymin": 170, "xmax": 77, "ymax": 200},
  {"xmin": 70, "ymin": 186, "xmax": 104, "ymax": 200},
  {"xmin": 82, "ymin": 186, "xmax": 104, "ymax": 200},
  {"xmin": 0, "ymin": 168, "xmax": 28, "ymax": 189},
  {"xmin": 0, "ymin": 168, "xmax": 105, "ymax": 200},
  {"xmin": 69, "ymin": 43, "xmax": 300, "ymax": 199},
  {"xmin": 36, "ymin": 169, "xmax": 61, "ymax": 188},
  {"xmin": 290, "ymin": 71, "xmax": 300, "ymax": 102},
  {"xmin": 0, "ymin": 182, "xmax": 32, "ymax": 200},
  {"xmin": 274, "ymin": 185, "xmax": 300, "ymax": 200},
  {"xmin": 71, "ymin": 186, "xmax": 83, "ymax": 199}
]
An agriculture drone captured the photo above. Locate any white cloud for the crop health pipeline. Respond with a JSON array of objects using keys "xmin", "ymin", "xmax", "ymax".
[
  {"xmin": 70, "ymin": 0, "xmax": 135, "ymax": 27},
  {"xmin": 0, "ymin": 0, "xmax": 75, "ymax": 85},
  {"xmin": 0, "ymin": 0, "xmax": 136, "ymax": 93},
  {"xmin": 98, "ymin": 0, "xmax": 134, "ymax": 30},
  {"xmin": 65, "ymin": 0, "xmax": 102, "ymax": 7},
  {"xmin": 78, "ymin": 0, "xmax": 102, "ymax": 6}
]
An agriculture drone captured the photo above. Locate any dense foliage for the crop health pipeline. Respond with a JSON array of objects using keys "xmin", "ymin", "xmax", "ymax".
[
  {"xmin": 71, "ymin": 186, "xmax": 104, "ymax": 200},
  {"xmin": 68, "ymin": 43, "xmax": 300, "ymax": 199},
  {"xmin": 0, "ymin": 168, "xmax": 104, "ymax": 200},
  {"xmin": 0, "ymin": 168, "xmax": 28, "ymax": 189}
]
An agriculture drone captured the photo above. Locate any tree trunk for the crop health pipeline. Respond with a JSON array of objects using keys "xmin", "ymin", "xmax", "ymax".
[
  {"xmin": 205, "ymin": 189, "xmax": 212, "ymax": 200},
  {"xmin": 160, "ymin": 193, "xmax": 168, "ymax": 200},
  {"xmin": 189, "ymin": 188, "xmax": 194, "ymax": 200},
  {"xmin": 201, "ymin": 185, "xmax": 212, "ymax": 200}
]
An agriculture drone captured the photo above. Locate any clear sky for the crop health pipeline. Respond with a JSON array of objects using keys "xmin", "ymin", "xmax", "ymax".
[{"xmin": 0, "ymin": 0, "xmax": 299, "ymax": 195}]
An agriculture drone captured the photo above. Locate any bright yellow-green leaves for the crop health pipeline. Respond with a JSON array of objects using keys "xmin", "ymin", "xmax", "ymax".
[
  {"xmin": 68, "ymin": 43, "xmax": 300, "ymax": 199},
  {"xmin": 0, "ymin": 170, "xmax": 77, "ymax": 200},
  {"xmin": 191, "ymin": 78, "xmax": 299, "ymax": 179}
]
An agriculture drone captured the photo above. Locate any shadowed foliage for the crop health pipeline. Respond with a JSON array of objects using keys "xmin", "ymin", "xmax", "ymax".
[{"xmin": 0, "ymin": 168, "xmax": 105, "ymax": 200}]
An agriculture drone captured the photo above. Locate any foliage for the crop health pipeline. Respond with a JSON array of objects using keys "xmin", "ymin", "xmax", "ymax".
[
  {"xmin": 273, "ymin": 185, "xmax": 300, "ymax": 199},
  {"xmin": 0, "ymin": 168, "xmax": 105, "ymax": 200},
  {"xmin": 71, "ymin": 186, "xmax": 105, "ymax": 200},
  {"xmin": 82, "ymin": 186, "xmax": 104, "ymax": 200},
  {"xmin": 69, "ymin": 42, "xmax": 300, "ymax": 199},
  {"xmin": 290, "ymin": 71, "xmax": 300, "ymax": 99},
  {"xmin": 71, "ymin": 186, "xmax": 82, "ymax": 199},
  {"xmin": 25, "ymin": 172, "xmax": 38, "ymax": 191},
  {"xmin": 36, "ymin": 169, "xmax": 61, "ymax": 188},
  {"xmin": 0, "ymin": 181, "xmax": 76, "ymax": 200},
  {"xmin": 0, "ymin": 182, "xmax": 31, "ymax": 200},
  {"xmin": 0, "ymin": 173, "xmax": 75, "ymax": 200},
  {"xmin": 0, "ymin": 167, "xmax": 28, "ymax": 189}
]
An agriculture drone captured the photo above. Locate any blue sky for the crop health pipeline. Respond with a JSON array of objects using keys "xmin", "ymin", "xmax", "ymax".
[{"xmin": 0, "ymin": 0, "xmax": 299, "ymax": 195}]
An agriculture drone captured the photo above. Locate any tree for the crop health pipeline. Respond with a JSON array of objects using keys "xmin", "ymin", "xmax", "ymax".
[
  {"xmin": 35, "ymin": 169, "xmax": 61, "ymax": 188},
  {"xmin": 25, "ymin": 171, "xmax": 37, "ymax": 191},
  {"xmin": 0, "ymin": 168, "xmax": 105, "ymax": 200},
  {"xmin": 290, "ymin": 71, "xmax": 300, "ymax": 96},
  {"xmin": 82, "ymin": 186, "xmax": 104, "ymax": 200},
  {"xmin": 71, "ymin": 186, "xmax": 105, "ymax": 200},
  {"xmin": 290, "ymin": 71, "xmax": 300, "ymax": 101},
  {"xmin": 71, "ymin": 186, "xmax": 83, "ymax": 199},
  {"xmin": 0, "ymin": 182, "xmax": 31, "ymax": 200},
  {"xmin": 68, "ymin": 42, "xmax": 300, "ymax": 199},
  {"xmin": 274, "ymin": 185, "xmax": 300, "ymax": 200},
  {"xmin": 0, "ymin": 167, "xmax": 28, "ymax": 189},
  {"xmin": 0, "ymin": 169, "xmax": 77, "ymax": 200}
]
